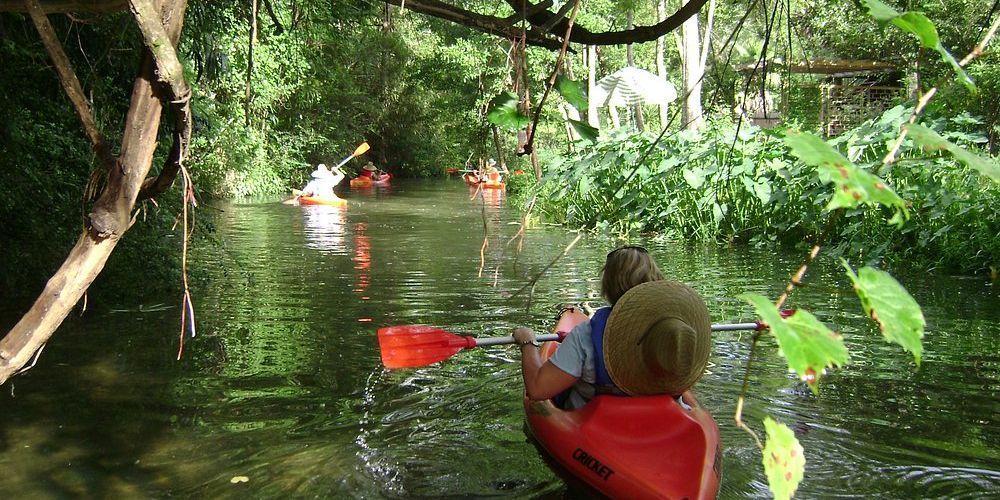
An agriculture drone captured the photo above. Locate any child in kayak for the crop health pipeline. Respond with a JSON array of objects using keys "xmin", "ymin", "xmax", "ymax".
[
  {"xmin": 301, "ymin": 163, "xmax": 344, "ymax": 198},
  {"xmin": 513, "ymin": 246, "xmax": 712, "ymax": 409}
]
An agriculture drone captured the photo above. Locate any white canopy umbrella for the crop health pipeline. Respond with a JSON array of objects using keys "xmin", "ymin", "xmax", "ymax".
[{"xmin": 592, "ymin": 66, "xmax": 678, "ymax": 107}]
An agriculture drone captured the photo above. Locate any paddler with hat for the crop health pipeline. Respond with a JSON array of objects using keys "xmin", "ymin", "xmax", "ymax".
[
  {"xmin": 300, "ymin": 163, "xmax": 345, "ymax": 199},
  {"xmin": 512, "ymin": 246, "xmax": 712, "ymax": 409}
]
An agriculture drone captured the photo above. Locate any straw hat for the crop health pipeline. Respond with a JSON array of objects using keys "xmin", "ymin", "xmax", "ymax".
[
  {"xmin": 363, "ymin": 161, "xmax": 377, "ymax": 171},
  {"xmin": 311, "ymin": 163, "xmax": 333, "ymax": 179},
  {"xmin": 603, "ymin": 280, "xmax": 712, "ymax": 396}
]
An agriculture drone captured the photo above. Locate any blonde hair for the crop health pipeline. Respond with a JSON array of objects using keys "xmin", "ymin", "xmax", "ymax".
[{"xmin": 601, "ymin": 246, "xmax": 664, "ymax": 306}]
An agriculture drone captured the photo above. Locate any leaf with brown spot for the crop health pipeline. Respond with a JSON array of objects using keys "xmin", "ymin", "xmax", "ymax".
[
  {"xmin": 843, "ymin": 260, "xmax": 925, "ymax": 365},
  {"xmin": 784, "ymin": 130, "xmax": 907, "ymax": 224},
  {"xmin": 762, "ymin": 417, "xmax": 806, "ymax": 500}
]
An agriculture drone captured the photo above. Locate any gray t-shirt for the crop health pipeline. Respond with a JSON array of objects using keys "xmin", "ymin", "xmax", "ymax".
[{"xmin": 548, "ymin": 319, "xmax": 598, "ymax": 410}]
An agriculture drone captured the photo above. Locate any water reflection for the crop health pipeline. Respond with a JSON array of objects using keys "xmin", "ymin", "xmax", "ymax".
[
  {"xmin": 2, "ymin": 180, "xmax": 998, "ymax": 498},
  {"xmin": 301, "ymin": 204, "xmax": 347, "ymax": 253},
  {"xmin": 353, "ymin": 222, "xmax": 371, "ymax": 296}
]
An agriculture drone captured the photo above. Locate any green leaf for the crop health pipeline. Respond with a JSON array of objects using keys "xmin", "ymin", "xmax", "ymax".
[
  {"xmin": 742, "ymin": 293, "xmax": 850, "ymax": 393},
  {"xmin": 762, "ymin": 417, "xmax": 806, "ymax": 500},
  {"xmin": 842, "ymin": 261, "xmax": 925, "ymax": 365},
  {"xmin": 861, "ymin": 0, "xmax": 974, "ymax": 90},
  {"xmin": 555, "ymin": 75, "xmax": 588, "ymax": 112},
  {"xmin": 486, "ymin": 92, "xmax": 530, "ymax": 130},
  {"xmin": 862, "ymin": 0, "xmax": 899, "ymax": 21},
  {"xmin": 904, "ymin": 123, "xmax": 1000, "ymax": 182},
  {"xmin": 683, "ymin": 168, "xmax": 705, "ymax": 189},
  {"xmin": 783, "ymin": 130, "xmax": 907, "ymax": 223},
  {"xmin": 568, "ymin": 119, "xmax": 599, "ymax": 142}
]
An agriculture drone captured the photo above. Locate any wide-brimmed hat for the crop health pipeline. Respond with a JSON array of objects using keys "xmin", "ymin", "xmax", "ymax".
[
  {"xmin": 603, "ymin": 280, "xmax": 712, "ymax": 396},
  {"xmin": 363, "ymin": 162, "xmax": 377, "ymax": 171},
  {"xmin": 311, "ymin": 163, "xmax": 333, "ymax": 179}
]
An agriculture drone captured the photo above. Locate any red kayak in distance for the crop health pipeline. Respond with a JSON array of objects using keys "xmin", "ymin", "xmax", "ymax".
[
  {"xmin": 523, "ymin": 308, "xmax": 721, "ymax": 499},
  {"xmin": 351, "ymin": 173, "xmax": 392, "ymax": 188}
]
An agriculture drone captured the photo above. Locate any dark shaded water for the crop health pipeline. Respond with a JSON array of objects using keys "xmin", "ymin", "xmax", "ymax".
[{"xmin": 2, "ymin": 179, "xmax": 999, "ymax": 498}]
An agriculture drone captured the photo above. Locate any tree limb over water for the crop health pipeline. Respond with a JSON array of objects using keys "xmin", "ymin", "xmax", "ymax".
[{"xmin": 2, "ymin": 0, "xmax": 707, "ymax": 50}]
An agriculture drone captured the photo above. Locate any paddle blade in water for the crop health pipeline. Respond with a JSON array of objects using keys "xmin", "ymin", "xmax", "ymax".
[{"xmin": 377, "ymin": 325, "xmax": 474, "ymax": 369}]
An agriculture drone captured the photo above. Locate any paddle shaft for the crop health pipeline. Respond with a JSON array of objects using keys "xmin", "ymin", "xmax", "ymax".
[{"xmin": 467, "ymin": 321, "xmax": 765, "ymax": 347}]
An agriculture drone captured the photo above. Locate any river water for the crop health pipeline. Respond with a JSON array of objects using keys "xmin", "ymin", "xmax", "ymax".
[{"xmin": 2, "ymin": 179, "xmax": 998, "ymax": 498}]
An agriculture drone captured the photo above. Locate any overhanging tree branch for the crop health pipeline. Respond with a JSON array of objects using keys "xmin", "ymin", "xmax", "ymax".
[{"xmin": 23, "ymin": 0, "xmax": 116, "ymax": 173}]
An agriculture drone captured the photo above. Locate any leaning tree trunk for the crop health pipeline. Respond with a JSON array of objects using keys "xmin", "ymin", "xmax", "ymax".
[{"xmin": 0, "ymin": 0, "xmax": 191, "ymax": 385}]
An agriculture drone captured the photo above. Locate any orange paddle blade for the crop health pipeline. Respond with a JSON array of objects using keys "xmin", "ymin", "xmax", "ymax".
[
  {"xmin": 377, "ymin": 325, "xmax": 475, "ymax": 369},
  {"xmin": 353, "ymin": 142, "xmax": 371, "ymax": 156}
]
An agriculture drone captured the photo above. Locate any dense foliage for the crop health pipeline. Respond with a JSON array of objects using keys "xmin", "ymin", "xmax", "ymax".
[{"xmin": 530, "ymin": 107, "xmax": 999, "ymax": 273}]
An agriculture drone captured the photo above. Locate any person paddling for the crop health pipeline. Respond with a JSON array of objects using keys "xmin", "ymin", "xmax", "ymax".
[
  {"xmin": 300, "ymin": 163, "xmax": 344, "ymax": 198},
  {"xmin": 360, "ymin": 161, "xmax": 379, "ymax": 179},
  {"xmin": 513, "ymin": 246, "xmax": 712, "ymax": 409}
]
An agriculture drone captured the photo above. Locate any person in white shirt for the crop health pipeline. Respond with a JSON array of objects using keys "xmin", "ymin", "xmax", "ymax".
[{"xmin": 301, "ymin": 163, "xmax": 344, "ymax": 198}]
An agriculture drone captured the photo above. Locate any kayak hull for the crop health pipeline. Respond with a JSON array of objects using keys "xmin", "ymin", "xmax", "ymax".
[
  {"xmin": 298, "ymin": 195, "xmax": 347, "ymax": 206},
  {"xmin": 524, "ymin": 309, "xmax": 721, "ymax": 499},
  {"xmin": 351, "ymin": 173, "xmax": 391, "ymax": 187}
]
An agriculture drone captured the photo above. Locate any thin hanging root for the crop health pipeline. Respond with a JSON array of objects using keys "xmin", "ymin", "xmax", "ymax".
[
  {"xmin": 509, "ymin": 230, "xmax": 584, "ymax": 303},
  {"xmin": 13, "ymin": 343, "xmax": 46, "ymax": 377},
  {"xmin": 176, "ymin": 164, "xmax": 197, "ymax": 360},
  {"xmin": 494, "ymin": 195, "xmax": 537, "ymax": 285},
  {"xmin": 734, "ymin": 395, "xmax": 764, "ymax": 450}
]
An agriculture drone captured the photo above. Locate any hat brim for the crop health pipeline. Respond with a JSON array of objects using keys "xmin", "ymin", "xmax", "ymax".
[{"xmin": 603, "ymin": 280, "xmax": 712, "ymax": 396}]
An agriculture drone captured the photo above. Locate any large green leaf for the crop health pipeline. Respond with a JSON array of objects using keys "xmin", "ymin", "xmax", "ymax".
[
  {"xmin": 862, "ymin": 0, "xmax": 974, "ymax": 90},
  {"xmin": 742, "ymin": 294, "xmax": 850, "ymax": 393},
  {"xmin": 762, "ymin": 417, "xmax": 806, "ymax": 500},
  {"xmin": 568, "ymin": 119, "xmax": 599, "ymax": 142},
  {"xmin": 555, "ymin": 75, "xmax": 588, "ymax": 112},
  {"xmin": 842, "ymin": 261, "xmax": 926, "ymax": 365},
  {"xmin": 904, "ymin": 123, "xmax": 1000, "ymax": 182},
  {"xmin": 783, "ymin": 130, "xmax": 907, "ymax": 223},
  {"xmin": 486, "ymin": 92, "xmax": 530, "ymax": 130}
]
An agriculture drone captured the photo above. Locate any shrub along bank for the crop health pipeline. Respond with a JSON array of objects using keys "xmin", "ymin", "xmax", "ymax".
[{"xmin": 528, "ymin": 107, "xmax": 999, "ymax": 275}]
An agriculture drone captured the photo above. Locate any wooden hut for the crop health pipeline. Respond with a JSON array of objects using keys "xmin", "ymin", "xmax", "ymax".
[{"xmin": 734, "ymin": 59, "xmax": 903, "ymax": 136}]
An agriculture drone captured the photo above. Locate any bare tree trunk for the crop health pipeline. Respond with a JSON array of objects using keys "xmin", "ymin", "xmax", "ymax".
[
  {"xmin": 586, "ymin": 44, "xmax": 599, "ymax": 128},
  {"xmin": 680, "ymin": 0, "xmax": 703, "ymax": 131},
  {"xmin": 246, "ymin": 0, "xmax": 258, "ymax": 126},
  {"xmin": 626, "ymin": 9, "xmax": 644, "ymax": 132},
  {"xmin": 0, "ymin": 0, "xmax": 190, "ymax": 385},
  {"xmin": 609, "ymin": 105, "xmax": 621, "ymax": 128},
  {"xmin": 656, "ymin": 0, "xmax": 669, "ymax": 127}
]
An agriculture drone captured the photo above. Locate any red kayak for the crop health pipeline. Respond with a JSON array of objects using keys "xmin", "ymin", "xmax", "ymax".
[
  {"xmin": 350, "ymin": 173, "xmax": 391, "ymax": 188},
  {"xmin": 523, "ymin": 308, "xmax": 721, "ymax": 499}
]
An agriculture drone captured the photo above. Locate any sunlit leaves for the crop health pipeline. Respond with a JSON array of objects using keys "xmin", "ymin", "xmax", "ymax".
[
  {"xmin": 862, "ymin": 0, "xmax": 974, "ymax": 90},
  {"xmin": 742, "ymin": 294, "xmax": 849, "ymax": 393},
  {"xmin": 762, "ymin": 417, "xmax": 806, "ymax": 500},
  {"xmin": 842, "ymin": 261, "xmax": 926, "ymax": 365},
  {"xmin": 555, "ymin": 75, "xmax": 588, "ymax": 112},
  {"xmin": 485, "ymin": 92, "xmax": 530, "ymax": 130},
  {"xmin": 568, "ymin": 119, "xmax": 599, "ymax": 142},
  {"xmin": 904, "ymin": 123, "xmax": 1000, "ymax": 182},
  {"xmin": 783, "ymin": 129, "xmax": 907, "ymax": 224}
]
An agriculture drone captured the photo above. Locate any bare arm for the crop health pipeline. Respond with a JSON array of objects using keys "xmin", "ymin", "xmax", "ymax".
[{"xmin": 514, "ymin": 327, "xmax": 579, "ymax": 401}]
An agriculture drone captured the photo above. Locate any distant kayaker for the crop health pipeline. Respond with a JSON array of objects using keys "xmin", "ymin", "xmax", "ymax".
[
  {"xmin": 360, "ymin": 161, "xmax": 380, "ymax": 179},
  {"xmin": 513, "ymin": 246, "xmax": 712, "ymax": 409},
  {"xmin": 301, "ymin": 163, "xmax": 344, "ymax": 198}
]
